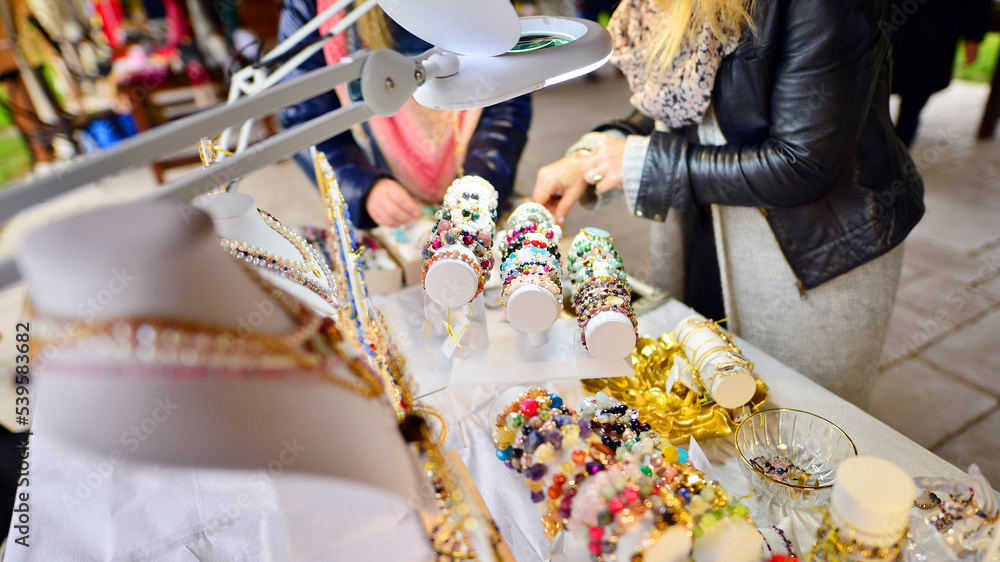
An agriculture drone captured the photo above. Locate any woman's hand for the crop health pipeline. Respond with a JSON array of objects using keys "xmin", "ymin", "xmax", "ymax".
[
  {"xmin": 365, "ymin": 178, "xmax": 422, "ymax": 227},
  {"xmin": 531, "ymin": 137, "xmax": 626, "ymax": 225}
]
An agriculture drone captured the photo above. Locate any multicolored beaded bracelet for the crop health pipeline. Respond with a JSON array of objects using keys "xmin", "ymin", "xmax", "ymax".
[
  {"xmin": 501, "ymin": 262, "xmax": 561, "ymax": 284},
  {"xmin": 571, "ymin": 266, "xmax": 627, "ymax": 286},
  {"xmin": 758, "ymin": 525, "xmax": 796, "ymax": 558},
  {"xmin": 500, "ymin": 273, "xmax": 563, "ymax": 308},
  {"xmin": 503, "ymin": 245, "xmax": 558, "ymax": 268},
  {"xmin": 493, "ymin": 388, "xmax": 615, "ymax": 537},
  {"xmin": 573, "ymin": 287, "xmax": 632, "ymax": 312},
  {"xmin": 423, "ymin": 226, "xmax": 492, "ymax": 266},
  {"xmin": 692, "ymin": 503, "xmax": 753, "ymax": 539},
  {"xmin": 571, "ymin": 464, "xmax": 694, "ymax": 562},
  {"xmin": 506, "ymin": 202, "xmax": 556, "ymax": 229},
  {"xmin": 572, "ymin": 274, "xmax": 629, "ymax": 291}
]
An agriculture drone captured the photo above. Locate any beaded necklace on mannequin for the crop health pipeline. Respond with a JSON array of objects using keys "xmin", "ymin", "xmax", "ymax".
[{"xmin": 218, "ymin": 209, "xmax": 342, "ymax": 309}]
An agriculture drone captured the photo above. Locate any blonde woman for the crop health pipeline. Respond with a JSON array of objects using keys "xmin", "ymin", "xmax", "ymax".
[
  {"xmin": 279, "ymin": 0, "xmax": 532, "ymax": 228},
  {"xmin": 533, "ymin": 0, "xmax": 924, "ymax": 408}
]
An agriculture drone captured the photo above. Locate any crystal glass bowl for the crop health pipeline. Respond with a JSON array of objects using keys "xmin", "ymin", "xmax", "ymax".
[{"xmin": 734, "ymin": 408, "xmax": 857, "ymax": 508}]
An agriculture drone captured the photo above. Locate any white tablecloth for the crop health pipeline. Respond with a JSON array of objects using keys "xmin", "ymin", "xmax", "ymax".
[
  {"xmin": 418, "ymin": 297, "xmax": 974, "ymax": 561},
  {"xmin": 3, "ymin": 294, "xmax": 974, "ymax": 561}
]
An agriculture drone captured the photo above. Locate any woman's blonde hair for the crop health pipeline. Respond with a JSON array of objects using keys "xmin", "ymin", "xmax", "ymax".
[
  {"xmin": 646, "ymin": 0, "xmax": 754, "ymax": 73},
  {"xmin": 357, "ymin": 6, "xmax": 394, "ymax": 51}
]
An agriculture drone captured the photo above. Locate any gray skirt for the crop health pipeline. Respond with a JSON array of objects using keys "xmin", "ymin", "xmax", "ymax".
[{"xmin": 651, "ymin": 207, "xmax": 902, "ymax": 410}]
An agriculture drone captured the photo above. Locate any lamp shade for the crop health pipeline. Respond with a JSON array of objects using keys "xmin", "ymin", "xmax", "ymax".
[
  {"xmin": 377, "ymin": 0, "xmax": 521, "ymax": 56},
  {"xmin": 414, "ymin": 17, "xmax": 613, "ymax": 110}
]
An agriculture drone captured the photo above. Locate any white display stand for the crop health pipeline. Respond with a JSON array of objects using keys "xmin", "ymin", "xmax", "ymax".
[
  {"xmin": 690, "ymin": 517, "xmax": 763, "ymax": 562},
  {"xmin": 424, "ymin": 291, "xmax": 491, "ymax": 358},
  {"xmin": 425, "ymin": 244, "xmax": 481, "ymax": 308},
  {"xmin": 505, "ymin": 284, "xmax": 560, "ymax": 333},
  {"xmin": 195, "ymin": 192, "xmax": 339, "ymax": 317},
  {"xmin": 829, "ymin": 456, "xmax": 915, "ymax": 548},
  {"xmin": 374, "ymin": 286, "xmax": 635, "ymax": 388},
  {"xmin": 675, "ymin": 315, "xmax": 757, "ymax": 409},
  {"xmin": 584, "ymin": 310, "xmax": 638, "ymax": 362}
]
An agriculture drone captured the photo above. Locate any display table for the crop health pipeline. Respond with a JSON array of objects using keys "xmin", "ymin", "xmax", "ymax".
[
  {"xmin": 409, "ymin": 292, "xmax": 977, "ymax": 561},
  {"xmin": 3, "ymin": 291, "xmax": 977, "ymax": 560}
]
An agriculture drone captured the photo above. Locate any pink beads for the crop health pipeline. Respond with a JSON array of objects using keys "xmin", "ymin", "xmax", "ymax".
[
  {"xmin": 520, "ymin": 399, "xmax": 538, "ymax": 417},
  {"xmin": 608, "ymin": 497, "xmax": 624, "ymax": 513},
  {"xmin": 623, "ymin": 488, "xmax": 639, "ymax": 504}
]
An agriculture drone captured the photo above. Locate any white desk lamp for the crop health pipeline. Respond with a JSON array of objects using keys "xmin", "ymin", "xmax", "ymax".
[{"xmin": 0, "ymin": 0, "xmax": 612, "ymax": 284}]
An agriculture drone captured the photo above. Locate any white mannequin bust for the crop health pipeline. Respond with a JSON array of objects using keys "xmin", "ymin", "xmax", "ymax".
[
  {"xmin": 195, "ymin": 192, "xmax": 339, "ymax": 318},
  {"xmin": 17, "ymin": 200, "xmax": 426, "ymax": 505}
]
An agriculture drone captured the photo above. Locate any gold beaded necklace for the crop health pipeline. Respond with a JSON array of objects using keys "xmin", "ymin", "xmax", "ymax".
[{"xmin": 28, "ymin": 267, "xmax": 382, "ymax": 398}]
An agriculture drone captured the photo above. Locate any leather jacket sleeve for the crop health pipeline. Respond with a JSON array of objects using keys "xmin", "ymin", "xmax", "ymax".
[
  {"xmin": 635, "ymin": 0, "xmax": 886, "ymax": 218},
  {"xmin": 278, "ymin": 0, "xmax": 391, "ymax": 230},
  {"xmin": 461, "ymin": 94, "xmax": 533, "ymax": 216},
  {"xmin": 963, "ymin": 0, "xmax": 995, "ymax": 42}
]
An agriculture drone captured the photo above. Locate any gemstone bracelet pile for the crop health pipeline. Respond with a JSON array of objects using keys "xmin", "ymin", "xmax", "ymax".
[
  {"xmin": 568, "ymin": 228, "xmax": 638, "ymax": 349},
  {"xmin": 492, "ymin": 387, "xmax": 754, "ymax": 561},
  {"xmin": 421, "ymin": 176, "xmax": 499, "ymax": 300},
  {"xmin": 497, "ymin": 202, "xmax": 563, "ymax": 312}
]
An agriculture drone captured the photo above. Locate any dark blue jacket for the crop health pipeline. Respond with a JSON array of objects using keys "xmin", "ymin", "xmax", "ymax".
[{"xmin": 278, "ymin": 0, "xmax": 532, "ymax": 229}]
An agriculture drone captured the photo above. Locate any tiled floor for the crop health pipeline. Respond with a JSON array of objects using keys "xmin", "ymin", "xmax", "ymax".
[{"xmin": 1, "ymin": 66, "xmax": 998, "ymax": 487}]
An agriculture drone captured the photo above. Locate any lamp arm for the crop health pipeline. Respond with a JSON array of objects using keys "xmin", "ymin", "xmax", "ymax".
[
  {"xmin": 260, "ymin": 0, "xmax": 357, "ymax": 66},
  {"xmin": 217, "ymin": 0, "xmax": 380, "ymax": 170},
  {"xmin": 146, "ymin": 102, "xmax": 375, "ymax": 205},
  {"xmin": 0, "ymin": 49, "xmax": 427, "ymax": 291}
]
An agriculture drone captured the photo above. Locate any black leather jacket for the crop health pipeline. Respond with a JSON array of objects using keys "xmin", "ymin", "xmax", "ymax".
[{"xmin": 599, "ymin": 0, "xmax": 924, "ymax": 289}]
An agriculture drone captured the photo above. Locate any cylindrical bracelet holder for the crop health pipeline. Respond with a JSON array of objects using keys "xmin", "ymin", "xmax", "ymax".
[
  {"xmin": 499, "ymin": 202, "xmax": 563, "ymax": 333},
  {"xmin": 569, "ymin": 227, "xmax": 637, "ymax": 362},
  {"xmin": 674, "ymin": 315, "xmax": 756, "ymax": 409},
  {"xmin": 421, "ymin": 176, "xmax": 498, "ymax": 308},
  {"xmin": 809, "ymin": 456, "xmax": 915, "ymax": 561}
]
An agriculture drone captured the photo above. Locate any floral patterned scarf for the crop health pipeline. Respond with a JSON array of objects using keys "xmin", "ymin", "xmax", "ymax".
[{"xmin": 608, "ymin": 0, "xmax": 741, "ymax": 128}]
